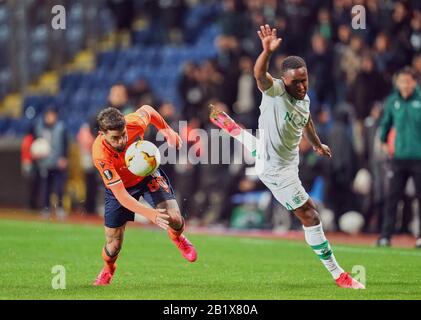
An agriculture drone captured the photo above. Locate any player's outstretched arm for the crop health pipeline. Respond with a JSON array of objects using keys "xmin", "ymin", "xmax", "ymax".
[
  {"xmin": 304, "ymin": 116, "xmax": 332, "ymax": 158},
  {"xmin": 254, "ymin": 24, "xmax": 282, "ymax": 92},
  {"xmin": 136, "ymin": 105, "xmax": 182, "ymax": 149},
  {"xmin": 109, "ymin": 181, "xmax": 170, "ymax": 229}
]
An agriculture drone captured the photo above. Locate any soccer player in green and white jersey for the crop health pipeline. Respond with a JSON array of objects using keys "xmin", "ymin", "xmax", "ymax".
[
  {"xmin": 213, "ymin": 24, "xmax": 364, "ymax": 289},
  {"xmin": 254, "ymin": 24, "xmax": 365, "ymax": 289}
]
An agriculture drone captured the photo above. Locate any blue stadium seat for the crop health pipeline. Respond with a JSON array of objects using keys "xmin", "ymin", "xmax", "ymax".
[
  {"xmin": 0, "ymin": 118, "xmax": 10, "ymax": 135},
  {"xmin": 97, "ymin": 50, "xmax": 118, "ymax": 68}
]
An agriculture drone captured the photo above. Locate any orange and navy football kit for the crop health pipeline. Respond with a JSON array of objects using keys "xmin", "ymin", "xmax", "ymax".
[{"xmin": 92, "ymin": 110, "xmax": 175, "ymax": 228}]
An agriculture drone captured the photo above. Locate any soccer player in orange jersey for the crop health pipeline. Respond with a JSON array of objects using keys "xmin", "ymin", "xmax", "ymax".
[{"xmin": 92, "ymin": 106, "xmax": 197, "ymax": 286}]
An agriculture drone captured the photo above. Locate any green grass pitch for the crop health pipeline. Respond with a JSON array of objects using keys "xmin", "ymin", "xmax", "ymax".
[{"xmin": 1, "ymin": 219, "xmax": 421, "ymax": 300}]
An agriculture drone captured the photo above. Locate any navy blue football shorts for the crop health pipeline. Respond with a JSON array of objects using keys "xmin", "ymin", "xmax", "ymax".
[{"xmin": 104, "ymin": 169, "xmax": 175, "ymax": 228}]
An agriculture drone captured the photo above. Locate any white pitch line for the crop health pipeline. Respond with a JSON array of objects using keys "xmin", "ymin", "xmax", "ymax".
[{"xmin": 236, "ymin": 238, "xmax": 421, "ymax": 257}]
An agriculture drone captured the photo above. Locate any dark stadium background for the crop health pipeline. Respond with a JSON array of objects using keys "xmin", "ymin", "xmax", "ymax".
[{"xmin": 0, "ymin": 0, "xmax": 420, "ymax": 241}]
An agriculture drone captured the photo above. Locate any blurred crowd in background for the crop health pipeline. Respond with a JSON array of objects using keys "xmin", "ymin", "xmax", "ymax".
[{"xmin": 1, "ymin": 0, "xmax": 420, "ymax": 236}]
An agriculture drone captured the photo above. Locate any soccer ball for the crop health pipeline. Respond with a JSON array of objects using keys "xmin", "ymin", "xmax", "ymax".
[
  {"xmin": 30, "ymin": 138, "xmax": 51, "ymax": 159},
  {"xmin": 125, "ymin": 140, "xmax": 161, "ymax": 177},
  {"xmin": 339, "ymin": 211, "xmax": 365, "ymax": 234}
]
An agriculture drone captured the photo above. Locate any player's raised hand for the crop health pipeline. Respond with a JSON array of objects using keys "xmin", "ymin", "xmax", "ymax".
[
  {"xmin": 314, "ymin": 144, "xmax": 332, "ymax": 158},
  {"xmin": 257, "ymin": 24, "xmax": 282, "ymax": 54},
  {"xmin": 155, "ymin": 209, "xmax": 170, "ymax": 230}
]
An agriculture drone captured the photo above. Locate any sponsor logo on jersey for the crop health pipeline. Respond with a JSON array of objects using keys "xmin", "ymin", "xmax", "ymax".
[{"xmin": 284, "ymin": 111, "xmax": 308, "ymax": 128}]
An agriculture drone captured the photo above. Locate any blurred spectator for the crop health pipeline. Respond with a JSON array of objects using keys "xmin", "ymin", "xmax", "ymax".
[
  {"xmin": 219, "ymin": 0, "xmax": 248, "ymax": 39},
  {"xmin": 283, "ymin": 0, "xmax": 312, "ymax": 57},
  {"xmin": 372, "ymin": 32, "xmax": 394, "ymax": 75},
  {"xmin": 34, "ymin": 107, "xmax": 69, "ymax": 220},
  {"xmin": 332, "ymin": 0, "xmax": 352, "ymax": 26},
  {"xmin": 333, "ymin": 24, "xmax": 352, "ymax": 102},
  {"xmin": 361, "ymin": 102, "xmax": 387, "ymax": 233},
  {"xmin": 313, "ymin": 108, "xmax": 331, "ymax": 143},
  {"xmin": 409, "ymin": 10, "xmax": 421, "ymax": 54},
  {"xmin": 147, "ymin": 0, "xmax": 186, "ymax": 44},
  {"xmin": 128, "ymin": 78, "xmax": 155, "ymax": 107},
  {"xmin": 348, "ymin": 53, "xmax": 391, "ymax": 122},
  {"xmin": 412, "ymin": 53, "xmax": 421, "ymax": 84},
  {"xmin": 307, "ymin": 33, "xmax": 334, "ymax": 108},
  {"xmin": 197, "ymin": 100, "xmax": 232, "ymax": 225},
  {"xmin": 174, "ymin": 116, "xmax": 203, "ymax": 224},
  {"xmin": 386, "ymin": 1, "xmax": 413, "ymax": 70},
  {"xmin": 76, "ymin": 117, "xmax": 99, "ymax": 215},
  {"xmin": 313, "ymin": 7, "xmax": 333, "ymax": 41},
  {"xmin": 340, "ymin": 35, "xmax": 365, "ymax": 90},
  {"xmin": 107, "ymin": 0, "xmax": 135, "ymax": 32},
  {"xmin": 233, "ymin": 55, "xmax": 259, "ymax": 129},
  {"xmin": 106, "ymin": 0, "xmax": 135, "ymax": 46},
  {"xmin": 324, "ymin": 104, "xmax": 357, "ymax": 229},
  {"xmin": 365, "ymin": 0, "xmax": 383, "ymax": 43},
  {"xmin": 201, "ymin": 60, "xmax": 224, "ymax": 109},
  {"xmin": 241, "ymin": 6, "xmax": 276, "ymax": 57},
  {"xmin": 107, "ymin": 84, "xmax": 134, "ymax": 114},
  {"xmin": 377, "ymin": 67, "xmax": 421, "ymax": 247},
  {"xmin": 20, "ymin": 125, "xmax": 41, "ymax": 210},
  {"xmin": 179, "ymin": 60, "xmax": 224, "ymax": 124},
  {"xmin": 178, "ymin": 62, "xmax": 205, "ymax": 121},
  {"xmin": 215, "ymin": 34, "xmax": 242, "ymax": 72}
]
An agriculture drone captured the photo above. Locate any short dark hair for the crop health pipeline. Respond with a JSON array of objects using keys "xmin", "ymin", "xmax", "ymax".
[
  {"xmin": 281, "ymin": 56, "xmax": 307, "ymax": 74},
  {"xmin": 396, "ymin": 66, "xmax": 416, "ymax": 79},
  {"xmin": 97, "ymin": 107, "xmax": 126, "ymax": 132}
]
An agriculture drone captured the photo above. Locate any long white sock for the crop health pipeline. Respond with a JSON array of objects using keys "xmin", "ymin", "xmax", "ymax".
[{"xmin": 303, "ymin": 223, "xmax": 344, "ymax": 279}]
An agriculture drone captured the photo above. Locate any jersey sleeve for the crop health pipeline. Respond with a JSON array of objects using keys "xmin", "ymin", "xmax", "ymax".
[
  {"xmin": 125, "ymin": 109, "xmax": 150, "ymax": 131},
  {"xmin": 263, "ymin": 78, "xmax": 285, "ymax": 97},
  {"xmin": 93, "ymin": 156, "xmax": 121, "ymax": 187}
]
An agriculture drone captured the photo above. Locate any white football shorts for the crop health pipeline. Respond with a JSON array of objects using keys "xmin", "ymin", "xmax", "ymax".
[{"xmin": 258, "ymin": 164, "xmax": 309, "ymax": 210}]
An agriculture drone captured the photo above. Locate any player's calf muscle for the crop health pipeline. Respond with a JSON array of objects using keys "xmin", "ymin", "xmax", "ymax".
[
  {"xmin": 166, "ymin": 210, "xmax": 183, "ymax": 230},
  {"xmin": 156, "ymin": 200, "xmax": 183, "ymax": 229},
  {"xmin": 105, "ymin": 242, "xmax": 121, "ymax": 256},
  {"xmin": 105, "ymin": 237, "xmax": 122, "ymax": 255},
  {"xmin": 105, "ymin": 227, "xmax": 124, "ymax": 255},
  {"xmin": 294, "ymin": 202, "xmax": 320, "ymax": 227}
]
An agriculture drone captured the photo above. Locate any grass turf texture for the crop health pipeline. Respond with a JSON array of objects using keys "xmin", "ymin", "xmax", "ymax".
[{"xmin": 1, "ymin": 219, "xmax": 421, "ymax": 299}]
